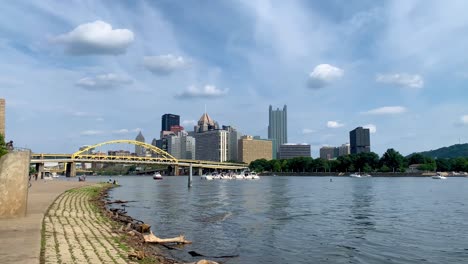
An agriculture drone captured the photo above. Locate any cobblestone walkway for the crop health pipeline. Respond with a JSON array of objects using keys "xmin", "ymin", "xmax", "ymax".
[{"xmin": 42, "ymin": 185, "xmax": 133, "ymax": 264}]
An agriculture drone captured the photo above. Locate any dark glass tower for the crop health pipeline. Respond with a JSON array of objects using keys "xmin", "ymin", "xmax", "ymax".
[
  {"xmin": 350, "ymin": 127, "xmax": 370, "ymax": 154},
  {"xmin": 268, "ymin": 105, "xmax": 287, "ymax": 159},
  {"xmin": 161, "ymin": 114, "xmax": 180, "ymax": 132}
]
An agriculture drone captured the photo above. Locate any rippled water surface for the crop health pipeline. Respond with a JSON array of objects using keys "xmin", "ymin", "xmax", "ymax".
[{"xmin": 98, "ymin": 176, "xmax": 468, "ymax": 263}]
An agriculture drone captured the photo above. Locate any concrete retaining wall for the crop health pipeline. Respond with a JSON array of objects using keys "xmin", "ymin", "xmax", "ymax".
[{"xmin": 0, "ymin": 151, "xmax": 30, "ymax": 218}]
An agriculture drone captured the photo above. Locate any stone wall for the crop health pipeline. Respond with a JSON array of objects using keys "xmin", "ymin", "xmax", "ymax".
[{"xmin": 0, "ymin": 151, "xmax": 30, "ymax": 218}]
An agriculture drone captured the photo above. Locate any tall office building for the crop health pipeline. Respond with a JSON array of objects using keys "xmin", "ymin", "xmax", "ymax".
[
  {"xmin": 195, "ymin": 130, "xmax": 228, "ymax": 162},
  {"xmin": 350, "ymin": 127, "xmax": 370, "ymax": 154},
  {"xmin": 135, "ymin": 131, "xmax": 145, "ymax": 156},
  {"xmin": 278, "ymin": 144, "xmax": 311, "ymax": 159},
  {"xmin": 238, "ymin": 136, "xmax": 272, "ymax": 164},
  {"xmin": 268, "ymin": 105, "xmax": 287, "ymax": 159},
  {"xmin": 223, "ymin": 125, "xmax": 242, "ymax": 162},
  {"xmin": 194, "ymin": 112, "xmax": 227, "ymax": 162},
  {"xmin": 0, "ymin": 98, "xmax": 5, "ymax": 137},
  {"xmin": 167, "ymin": 131, "xmax": 196, "ymax": 159},
  {"xmin": 339, "ymin": 143, "xmax": 350, "ymax": 156},
  {"xmin": 161, "ymin": 114, "xmax": 180, "ymax": 132},
  {"xmin": 320, "ymin": 146, "xmax": 338, "ymax": 160},
  {"xmin": 194, "ymin": 113, "xmax": 219, "ymax": 133}
]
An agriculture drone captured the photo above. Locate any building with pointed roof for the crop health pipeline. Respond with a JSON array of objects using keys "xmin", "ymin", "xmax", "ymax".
[
  {"xmin": 135, "ymin": 131, "xmax": 145, "ymax": 156},
  {"xmin": 194, "ymin": 112, "xmax": 219, "ymax": 133}
]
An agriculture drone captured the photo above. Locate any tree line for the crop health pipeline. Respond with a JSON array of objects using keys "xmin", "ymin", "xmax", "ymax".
[{"xmin": 248, "ymin": 148, "xmax": 468, "ymax": 173}]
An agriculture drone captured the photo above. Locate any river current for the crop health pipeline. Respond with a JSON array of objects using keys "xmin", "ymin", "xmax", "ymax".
[{"xmin": 98, "ymin": 176, "xmax": 468, "ymax": 263}]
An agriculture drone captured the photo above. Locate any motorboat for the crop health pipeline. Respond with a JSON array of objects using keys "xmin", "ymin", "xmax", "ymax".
[
  {"xmin": 250, "ymin": 172, "xmax": 260, "ymax": 180},
  {"xmin": 153, "ymin": 172, "xmax": 163, "ymax": 180},
  {"xmin": 243, "ymin": 171, "xmax": 260, "ymax": 180},
  {"xmin": 51, "ymin": 172, "xmax": 59, "ymax": 178},
  {"xmin": 361, "ymin": 173, "xmax": 371, "ymax": 177},
  {"xmin": 432, "ymin": 173, "xmax": 447, "ymax": 179},
  {"xmin": 349, "ymin": 173, "xmax": 361, "ymax": 178}
]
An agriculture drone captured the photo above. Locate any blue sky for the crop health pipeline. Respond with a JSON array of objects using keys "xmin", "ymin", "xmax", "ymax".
[{"xmin": 1, "ymin": 0, "xmax": 468, "ymax": 156}]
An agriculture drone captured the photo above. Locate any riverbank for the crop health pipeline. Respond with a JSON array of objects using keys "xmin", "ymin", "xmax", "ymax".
[
  {"xmin": 0, "ymin": 180, "xmax": 90, "ymax": 264},
  {"xmin": 259, "ymin": 172, "xmax": 442, "ymax": 177}
]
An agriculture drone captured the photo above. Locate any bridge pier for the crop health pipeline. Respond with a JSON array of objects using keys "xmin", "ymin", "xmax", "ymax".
[
  {"xmin": 198, "ymin": 167, "xmax": 203, "ymax": 176},
  {"xmin": 36, "ymin": 163, "xmax": 44, "ymax": 179},
  {"xmin": 173, "ymin": 165, "xmax": 179, "ymax": 176},
  {"xmin": 65, "ymin": 162, "xmax": 76, "ymax": 177},
  {"xmin": 188, "ymin": 164, "xmax": 192, "ymax": 188}
]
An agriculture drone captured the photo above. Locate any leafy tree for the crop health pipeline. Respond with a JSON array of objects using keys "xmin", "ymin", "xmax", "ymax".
[
  {"xmin": 0, "ymin": 134, "xmax": 7, "ymax": 157},
  {"xmin": 379, "ymin": 164, "xmax": 391, "ymax": 172},
  {"xmin": 452, "ymin": 157, "xmax": 468, "ymax": 172},
  {"xmin": 380, "ymin": 148, "xmax": 406, "ymax": 173},
  {"xmin": 435, "ymin": 158, "xmax": 452, "ymax": 172},
  {"xmin": 407, "ymin": 153, "xmax": 426, "ymax": 165}
]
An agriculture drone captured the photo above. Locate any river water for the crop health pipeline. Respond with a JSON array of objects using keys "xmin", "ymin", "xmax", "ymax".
[{"xmin": 98, "ymin": 176, "xmax": 468, "ymax": 263}]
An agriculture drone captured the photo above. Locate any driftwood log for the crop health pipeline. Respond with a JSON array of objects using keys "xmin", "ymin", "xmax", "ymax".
[{"xmin": 143, "ymin": 231, "xmax": 192, "ymax": 244}]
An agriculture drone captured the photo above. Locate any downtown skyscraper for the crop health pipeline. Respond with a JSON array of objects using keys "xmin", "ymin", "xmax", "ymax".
[
  {"xmin": 161, "ymin": 114, "xmax": 180, "ymax": 132},
  {"xmin": 350, "ymin": 127, "xmax": 370, "ymax": 154},
  {"xmin": 268, "ymin": 105, "xmax": 287, "ymax": 159}
]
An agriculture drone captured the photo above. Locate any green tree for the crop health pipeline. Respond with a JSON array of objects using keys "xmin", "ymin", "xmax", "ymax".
[
  {"xmin": 380, "ymin": 148, "xmax": 406, "ymax": 173},
  {"xmin": 435, "ymin": 158, "xmax": 452, "ymax": 172},
  {"xmin": 407, "ymin": 153, "xmax": 426, "ymax": 165},
  {"xmin": 0, "ymin": 134, "xmax": 7, "ymax": 157}
]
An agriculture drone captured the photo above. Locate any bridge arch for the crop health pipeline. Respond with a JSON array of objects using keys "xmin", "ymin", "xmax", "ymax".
[{"xmin": 72, "ymin": 139, "xmax": 177, "ymax": 162}]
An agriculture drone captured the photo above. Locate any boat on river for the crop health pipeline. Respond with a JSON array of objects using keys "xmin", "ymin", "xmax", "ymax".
[
  {"xmin": 153, "ymin": 172, "xmax": 163, "ymax": 180},
  {"xmin": 432, "ymin": 173, "xmax": 447, "ymax": 180},
  {"xmin": 349, "ymin": 173, "xmax": 361, "ymax": 178}
]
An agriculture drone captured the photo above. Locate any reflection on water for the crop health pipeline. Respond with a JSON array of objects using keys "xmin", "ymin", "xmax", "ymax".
[{"xmin": 98, "ymin": 176, "xmax": 468, "ymax": 264}]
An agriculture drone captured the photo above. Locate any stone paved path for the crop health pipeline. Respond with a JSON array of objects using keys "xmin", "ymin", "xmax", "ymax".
[{"xmin": 42, "ymin": 185, "xmax": 133, "ymax": 264}]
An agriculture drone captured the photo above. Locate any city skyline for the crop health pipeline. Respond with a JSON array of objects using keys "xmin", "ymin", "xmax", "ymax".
[{"xmin": 1, "ymin": 1, "xmax": 468, "ymax": 157}]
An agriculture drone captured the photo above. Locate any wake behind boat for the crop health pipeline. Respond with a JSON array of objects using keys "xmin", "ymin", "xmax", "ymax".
[
  {"xmin": 432, "ymin": 173, "xmax": 447, "ymax": 179},
  {"xmin": 349, "ymin": 173, "xmax": 361, "ymax": 178}
]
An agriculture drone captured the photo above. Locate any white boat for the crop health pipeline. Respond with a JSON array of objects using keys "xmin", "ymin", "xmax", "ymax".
[
  {"xmin": 234, "ymin": 173, "xmax": 244, "ymax": 180},
  {"xmin": 350, "ymin": 173, "xmax": 361, "ymax": 178},
  {"xmin": 432, "ymin": 174, "xmax": 447, "ymax": 179},
  {"xmin": 251, "ymin": 172, "xmax": 260, "ymax": 180},
  {"xmin": 51, "ymin": 172, "xmax": 59, "ymax": 178},
  {"xmin": 361, "ymin": 173, "xmax": 371, "ymax": 177},
  {"xmin": 243, "ymin": 171, "xmax": 260, "ymax": 180},
  {"xmin": 153, "ymin": 172, "xmax": 163, "ymax": 180}
]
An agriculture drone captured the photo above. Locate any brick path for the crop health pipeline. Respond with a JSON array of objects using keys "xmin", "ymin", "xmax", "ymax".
[{"xmin": 42, "ymin": 185, "xmax": 133, "ymax": 264}]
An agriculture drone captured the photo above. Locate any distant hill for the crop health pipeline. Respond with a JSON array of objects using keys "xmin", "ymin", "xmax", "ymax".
[{"xmin": 412, "ymin": 143, "xmax": 468, "ymax": 158}]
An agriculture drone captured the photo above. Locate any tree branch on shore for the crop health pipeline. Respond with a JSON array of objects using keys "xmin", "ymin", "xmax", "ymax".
[{"xmin": 143, "ymin": 231, "xmax": 192, "ymax": 244}]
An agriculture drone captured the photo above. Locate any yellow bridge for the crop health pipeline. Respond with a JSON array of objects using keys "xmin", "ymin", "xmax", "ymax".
[{"xmin": 30, "ymin": 139, "xmax": 248, "ymax": 177}]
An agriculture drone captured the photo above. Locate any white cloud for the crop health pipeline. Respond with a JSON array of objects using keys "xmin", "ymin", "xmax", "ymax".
[
  {"xmin": 307, "ymin": 64, "xmax": 344, "ymax": 89},
  {"xmin": 143, "ymin": 54, "xmax": 190, "ymax": 75},
  {"xmin": 461, "ymin": 115, "xmax": 468, "ymax": 125},
  {"xmin": 182, "ymin": 120, "xmax": 197, "ymax": 126},
  {"xmin": 327, "ymin": 121, "xmax": 344, "ymax": 128},
  {"xmin": 302, "ymin": 128, "xmax": 315, "ymax": 134},
  {"xmin": 363, "ymin": 124, "xmax": 377, "ymax": 134},
  {"xmin": 76, "ymin": 73, "xmax": 132, "ymax": 90},
  {"xmin": 175, "ymin": 85, "xmax": 228, "ymax": 99},
  {"xmin": 80, "ymin": 130, "xmax": 103, "ymax": 136},
  {"xmin": 112, "ymin": 129, "xmax": 129, "ymax": 134},
  {"xmin": 53, "ymin": 20, "xmax": 134, "ymax": 55},
  {"xmin": 376, "ymin": 73, "xmax": 424, "ymax": 88},
  {"xmin": 363, "ymin": 106, "xmax": 407, "ymax": 115}
]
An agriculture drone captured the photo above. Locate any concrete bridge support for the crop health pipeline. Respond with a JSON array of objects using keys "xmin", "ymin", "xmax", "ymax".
[
  {"xmin": 173, "ymin": 165, "xmax": 179, "ymax": 176},
  {"xmin": 35, "ymin": 163, "xmax": 44, "ymax": 179},
  {"xmin": 0, "ymin": 151, "xmax": 30, "ymax": 218},
  {"xmin": 65, "ymin": 162, "xmax": 76, "ymax": 177},
  {"xmin": 198, "ymin": 167, "xmax": 203, "ymax": 176}
]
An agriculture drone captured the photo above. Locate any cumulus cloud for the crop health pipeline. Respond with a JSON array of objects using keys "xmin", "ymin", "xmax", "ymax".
[
  {"xmin": 111, "ymin": 128, "xmax": 141, "ymax": 134},
  {"xmin": 376, "ymin": 73, "xmax": 424, "ymax": 88},
  {"xmin": 80, "ymin": 130, "xmax": 103, "ymax": 136},
  {"xmin": 327, "ymin": 121, "xmax": 344, "ymax": 128},
  {"xmin": 143, "ymin": 54, "xmax": 190, "ymax": 75},
  {"xmin": 307, "ymin": 64, "xmax": 344, "ymax": 89},
  {"xmin": 363, "ymin": 106, "xmax": 407, "ymax": 115},
  {"xmin": 76, "ymin": 73, "xmax": 132, "ymax": 90},
  {"xmin": 53, "ymin": 20, "xmax": 134, "ymax": 55},
  {"xmin": 175, "ymin": 85, "xmax": 228, "ymax": 99},
  {"xmin": 302, "ymin": 128, "xmax": 315, "ymax": 134},
  {"xmin": 363, "ymin": 124, "xmax": 377, "ymax": 134},
  {"xmin": 460, "ymin": 115, "xmax": 468, "ymax": 125}
]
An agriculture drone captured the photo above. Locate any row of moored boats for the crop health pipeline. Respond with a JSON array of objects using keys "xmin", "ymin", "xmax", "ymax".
[{"xmin": 201, "ymin": 171, "xmax": 260, "ymax": 180}]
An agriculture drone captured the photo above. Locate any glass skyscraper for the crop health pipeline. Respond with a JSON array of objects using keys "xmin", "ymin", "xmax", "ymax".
[
  {"xmin": 350, "ymin": 127, "xmax": 370, "ymax": 154},
  {"xmin": 161, "ymin": 114, "xmax": 180, "ymax": 132},
  {"xmin": 268, "ymin": 105, "xmax": 287, "ymax": 159}
]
